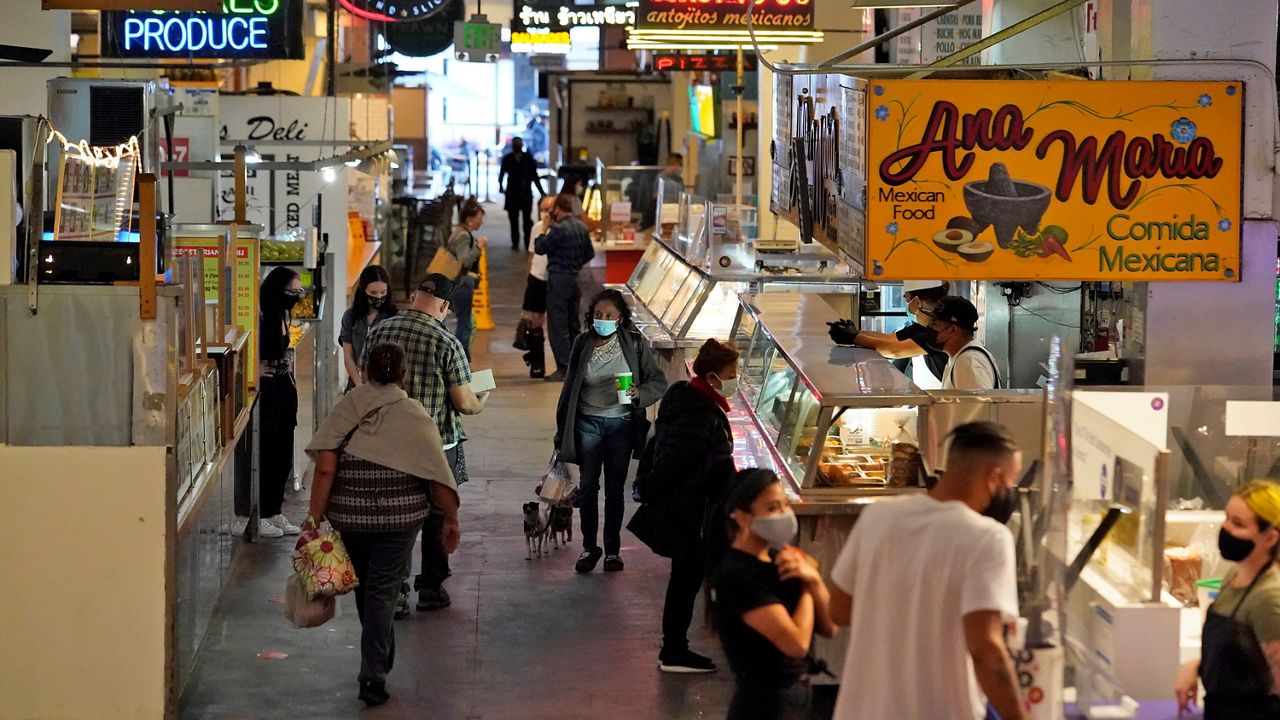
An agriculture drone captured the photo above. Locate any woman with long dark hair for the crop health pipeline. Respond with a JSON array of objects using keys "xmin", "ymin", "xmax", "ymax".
[
  {"xmin": 553, "ymin": 288, "xmax": 666, "ymax": 573},
  {"xmin": 250, "ymin": 265, "xmax": 304, "ymax": 538},
  {"xmin": 629, "ymin": 338, "xmax": 739, "ymax": 674},
  {"xmin": 341, "ymin": 264, "xmax": 397, "ymax": 391},
  {"xmin": 709, "ymin": 469, "xmax": 836, "ymax": 720}
]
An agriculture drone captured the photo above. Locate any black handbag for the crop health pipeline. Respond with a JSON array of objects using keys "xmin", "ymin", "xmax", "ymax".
[
  {"xmin": 513, "ymin": 317, "xmax": 531, "ymax": 351},
  {"xmin": 626, "ymin": 503, "xmax": 675, "ymax": 559}
]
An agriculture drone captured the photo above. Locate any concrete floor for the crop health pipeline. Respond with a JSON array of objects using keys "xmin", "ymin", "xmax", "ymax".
[{"xmin": 180, "ymin": 206, "xmax": 738, "ymax": 719}]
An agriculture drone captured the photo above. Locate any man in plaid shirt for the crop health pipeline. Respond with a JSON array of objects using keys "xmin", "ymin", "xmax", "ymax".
[
  {"xmin": 360, "ymin": 273, "xmax": 488, "ymax": 614},
  {"xmin": 535, "ymin": 193, "xmax": 595, "ymax": 380}
]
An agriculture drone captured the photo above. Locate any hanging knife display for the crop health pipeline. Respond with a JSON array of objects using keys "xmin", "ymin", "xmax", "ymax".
[{"xmin": 770, "ymin": 74, "xmax": 872, "ymax": 271}]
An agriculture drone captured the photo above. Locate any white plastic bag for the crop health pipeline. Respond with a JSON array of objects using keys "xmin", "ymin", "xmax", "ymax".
[
  {"xmin": 283, "ymin": 572, "xmax": 336, "ymax": 629},
  {"xmin": 537, "ymin": 452, "xmax": 574, "ymax": 503}
]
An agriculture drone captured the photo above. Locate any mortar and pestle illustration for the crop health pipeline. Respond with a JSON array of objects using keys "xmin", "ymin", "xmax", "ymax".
[{"xmin": 962, "ymin": 163, "xmax": 1052, "ymax": 248}]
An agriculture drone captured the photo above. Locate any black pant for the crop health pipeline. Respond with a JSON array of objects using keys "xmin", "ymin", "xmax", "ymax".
[
  {"xmin": 258, "ymin": 374, "xmax": 297, "ymax": 517},
  {"xmin": 662, "ymin": 543, "xmax": 705, "ymax": 652},
  {"xmin": 342, "ymin": 528, "xmax": 417, "ymax": 685},
  {"xmin": 546, "ymin": 272, "xmax": 581, "ymax": 372},
  {"xmin": 508, "ymin": 202, "xmax": 533, "ymax": 248},
  {"xmin": 414, "ymin": 445, "xmax": 458, "ymax": 591},
  {"xmin": 576, "ymin": 415, "xmax": 632, "ymax": 555},
  {"xmin": 727, "ymin": 681, "xmax": 810, "ymax": 720}
]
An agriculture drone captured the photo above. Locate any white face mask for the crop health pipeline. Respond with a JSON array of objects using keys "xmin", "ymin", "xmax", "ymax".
[
  {"xmin": 751, "ymin": 509, "xmax": 798, "ymax": 549},
  {"xmin": 710, "ymin": 372, "xmax": 737, "ymax": 398}
]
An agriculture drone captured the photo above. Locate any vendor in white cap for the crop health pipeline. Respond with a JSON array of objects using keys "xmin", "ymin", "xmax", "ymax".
[{"xmin": 827, "ymin": 280, "xmax": 951, "ymax": 381}]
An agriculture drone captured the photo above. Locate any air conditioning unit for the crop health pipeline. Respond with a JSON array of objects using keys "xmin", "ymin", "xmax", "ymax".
[{"xmin": 46, "ymin": 78, "xmax": 159, "ymax": 189}]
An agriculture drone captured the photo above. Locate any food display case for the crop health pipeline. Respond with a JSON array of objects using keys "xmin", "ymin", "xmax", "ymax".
[
  {"xmin": 620, "ymin": 228, "xmax": 860, "ymax": 379},
  {"xmin": 596, "ymin": 160, "xmax": 662, "ymax": 283},
  {"xmin": 727, "ymin": 290, "xmax": 1045, "ymax": 681}
]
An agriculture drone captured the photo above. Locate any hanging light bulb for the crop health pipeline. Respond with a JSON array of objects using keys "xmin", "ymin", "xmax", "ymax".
[{"xmin": 321, "ymin": 166, "xmax": 337, "ymax": 183}]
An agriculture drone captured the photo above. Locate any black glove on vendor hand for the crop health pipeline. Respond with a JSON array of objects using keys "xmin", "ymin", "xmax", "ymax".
[{"xmin": 827, "ymin": 320, "xmax": 859, "ymax": 346}]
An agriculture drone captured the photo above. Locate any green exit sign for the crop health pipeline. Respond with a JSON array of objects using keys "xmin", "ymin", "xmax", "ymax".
[{"xmin": 454, "ymin": 14, "xmax": 501, "ymax": 62}]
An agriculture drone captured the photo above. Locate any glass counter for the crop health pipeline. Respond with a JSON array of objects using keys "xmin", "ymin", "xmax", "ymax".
[
  {"xmin": 732, "ymin": 290, "xmax": 1045, "ymax": 492},
  {"xmin": 621, "ymin": 235, "xmax": 857, "ymax": 353},
  {"xmin": 597, "ymin": 159, "xmax": 664, "ymax": 245}
]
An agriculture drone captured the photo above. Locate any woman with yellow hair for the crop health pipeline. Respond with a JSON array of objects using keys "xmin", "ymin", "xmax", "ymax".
[{"xmin": 1175, "ymin": 480, "xmax": 1280, "ymax": 719}]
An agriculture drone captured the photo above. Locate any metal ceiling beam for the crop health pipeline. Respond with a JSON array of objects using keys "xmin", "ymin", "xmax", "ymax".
[{"xmin": 163, "ymin": 141, "xmax": 393, "ymax": 173}]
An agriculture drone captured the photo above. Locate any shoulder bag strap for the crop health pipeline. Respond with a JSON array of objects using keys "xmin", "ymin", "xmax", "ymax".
[{"xmin": 957, "ymin": 345, "xmax": 1002, "ymax": 388}]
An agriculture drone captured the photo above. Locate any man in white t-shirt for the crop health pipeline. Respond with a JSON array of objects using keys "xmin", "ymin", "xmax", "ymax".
[
  {"xmin": 828, "ymin": 421, "xmax": 1026, "ymax": 720},
  {"xmin": 925, "ymin": 295, "xmax": 1000, "ymax": 390}
]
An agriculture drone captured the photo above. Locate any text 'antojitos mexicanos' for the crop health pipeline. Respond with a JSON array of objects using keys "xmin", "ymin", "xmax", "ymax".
[{"xmin": 864, "ymin": 80, "xmax": 1243, "ymax": 281}]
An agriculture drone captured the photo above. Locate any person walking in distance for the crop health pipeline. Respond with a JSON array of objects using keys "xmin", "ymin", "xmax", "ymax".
[
  {"xmin": 303, "ymin": 341, "xmax": 460, "ymax": 707},
  {"xmin": 828, "ymin": 421, "xmax": 1027, "ymax": 720},
  {"xmin": 554, "ymin": 289, "xmax": 667, "ymax": 574},
  {"xmin": 499, "ymin": 136, "xmax": 545, "ymax": 251},
  {"xmin": 361, "ymin": 274, "xmax": 488, "ymax": 616},
  {"xmin": 535, "ymin": 194, "xmax": 595, "ymax": 381}
]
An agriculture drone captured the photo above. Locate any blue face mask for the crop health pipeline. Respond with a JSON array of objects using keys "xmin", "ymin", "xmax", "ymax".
[{"xmin": 593, "ymin": 319, "xmax": 618, "ymax": 337}]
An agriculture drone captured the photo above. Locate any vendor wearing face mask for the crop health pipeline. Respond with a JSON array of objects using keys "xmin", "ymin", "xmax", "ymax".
[
  {"xmin": 924, "ymin": 295, "xmax": 1001, "ymax": 391},
  {"xmin": 828, "ymin": 281, "xmax": 951, "ymax": 381},
  {"xmin": 1175, "ymin": 480, "xmax": 1280, "ymax": 720},
  {"xmin": 709, "ymin": 469, "xmax": 836, "ymax": 720}
]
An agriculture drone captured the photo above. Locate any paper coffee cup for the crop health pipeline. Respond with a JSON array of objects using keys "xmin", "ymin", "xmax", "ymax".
[{"xmin": 615, "ymin": 372, "xmax": 633, "ymax": 404}]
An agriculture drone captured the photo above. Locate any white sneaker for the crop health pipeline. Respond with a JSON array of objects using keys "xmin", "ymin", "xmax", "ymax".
[
  {"xmin": 265, "ymin": 514, "xmax": 301, "ymax": 535},
  {"xmin": 257, "ymin": 519, "xmax": 285, "ymax": 538},
  {"xmin": 228, "ymin": 516, "xmax": 250, "ymax": 535}
]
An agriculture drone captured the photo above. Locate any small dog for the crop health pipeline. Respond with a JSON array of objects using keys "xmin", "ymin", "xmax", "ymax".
[
  {"xmin": 549, "ymin": 504, "xmax": 574, "ymax": 548},
  {"xmin": 523, "ymin": 501, "xmax": 549, "ymax": 560}
]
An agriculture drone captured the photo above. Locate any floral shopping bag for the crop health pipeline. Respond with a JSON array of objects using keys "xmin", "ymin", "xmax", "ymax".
[{"xmin": 291, "ymin": 524, "xmax": 359, "ymax": 599}]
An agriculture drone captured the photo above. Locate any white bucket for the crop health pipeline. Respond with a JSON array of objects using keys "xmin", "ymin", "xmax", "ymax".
[{"xmin": 1013, "ymin": 644, "xmax": 1065, "ymax": 720}]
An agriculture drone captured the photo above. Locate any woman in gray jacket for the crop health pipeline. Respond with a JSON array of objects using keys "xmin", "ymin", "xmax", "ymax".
[
  {"xmin": 554, "ymin": 288, "xmax": 667, "ymax": 574},
  {"xmin": 446, "ymin": 203, "xmax": 486, "ymax": 358}
]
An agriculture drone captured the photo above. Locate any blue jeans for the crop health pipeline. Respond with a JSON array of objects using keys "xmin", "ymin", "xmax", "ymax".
[
  {"xmin": 575, "ymin": 414, "xmax": 633, "ymax": 555},
  {"xmin": 452, "ymin": 274, "xmax": 476, "ymax": 359}
]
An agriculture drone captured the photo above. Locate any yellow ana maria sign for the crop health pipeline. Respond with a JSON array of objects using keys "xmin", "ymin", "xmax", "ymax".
[{"xmin": 865, "ymin": 80, "xmax": 1243, "ymax": 281}]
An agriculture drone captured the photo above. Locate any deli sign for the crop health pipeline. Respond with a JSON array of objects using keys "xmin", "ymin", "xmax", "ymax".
[
  {"xmin": 636, "ymin": 0, "xmax": 813, "ymax": 32},
  {"xmin": 865, "ymin": 80, "xmax": 1243, "ymax": 281}
]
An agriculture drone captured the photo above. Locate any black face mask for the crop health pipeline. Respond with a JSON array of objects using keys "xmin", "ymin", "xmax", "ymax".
[
  {"xmin": 283, "ymin": 293, "xmax": 302, "ymax": 309},
  {"xmin": 982, "ymin": 485, "xmax": 1016, "ymax": 525},
  {"xmin": 367, "ymin": 295, "xmax": 385, "ymax": 309},
  {"xmin": 1219, "ymin": 527, "xmax": 1258, "ymax": 562}
]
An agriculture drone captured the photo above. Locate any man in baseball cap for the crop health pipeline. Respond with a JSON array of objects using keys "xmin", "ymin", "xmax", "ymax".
[
  {"xmin": 923, "ymin": 296, "xmax": 1001, "ymax": 391},
  {"xmin": 360, "ymin": 270, "xmax": 487, "ymax": 617},
  {"xmin": 828, "ymin": 281, "xmax": 951, "ymax": 382}
]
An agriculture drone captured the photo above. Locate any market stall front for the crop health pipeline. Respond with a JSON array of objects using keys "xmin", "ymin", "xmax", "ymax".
[{"xmin": 755, "ymin": 66, "xmax": 1254, "ymax": 717}]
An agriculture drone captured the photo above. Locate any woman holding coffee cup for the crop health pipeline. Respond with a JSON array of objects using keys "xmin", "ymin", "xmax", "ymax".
[{"xmin": 554, "ymin": 288, "xmax": 668, "ymax": 574}]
